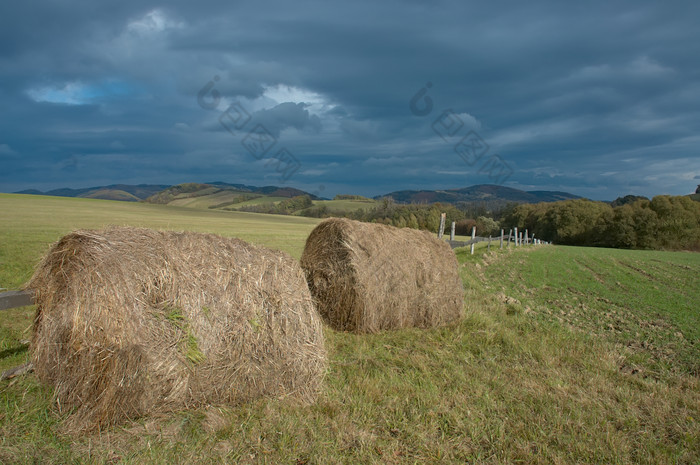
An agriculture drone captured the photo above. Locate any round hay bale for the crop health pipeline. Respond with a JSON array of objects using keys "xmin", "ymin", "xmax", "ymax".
[
  {"xmin": 27, "ymin": 227, "xmax": 326, "ymax": 431},
  {"xmin": 300, "ymin": 218, "xmax": 464, "ymax": 333}
]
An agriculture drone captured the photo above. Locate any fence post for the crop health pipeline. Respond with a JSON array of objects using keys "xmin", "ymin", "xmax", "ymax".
[
  {"xmin": 488, "ymin": 235, "xmax": 492, "ymax": 251},
  {"xmin": 514, "ymin": 227, "xmax": 518, "ymax": 247},
  {"xmin": 470, "ymin": 226, "xmax": 476, "ymax": 255},
  {"xmin": 507, "ymin": 229, "xmax": 512, "ymax": 248},
  {"xmin": 450, "ymin": 221, "xmax": 456, "ymax": 241},
  {"xmin": 500, "ymin": 229, "xmax": 504, "ymax": 249},
  {"xmin": 438, "ymin": 213, "xmax": 446, "ymax": 239},
  {"xmin": 525, "ymin": 229, "xmax": 529, "ymax": 246}
]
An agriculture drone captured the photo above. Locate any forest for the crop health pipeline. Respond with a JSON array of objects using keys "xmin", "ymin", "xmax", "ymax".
[{"xmin": 238, "ymin": 193, "xmax": 700, "ymax": 251}]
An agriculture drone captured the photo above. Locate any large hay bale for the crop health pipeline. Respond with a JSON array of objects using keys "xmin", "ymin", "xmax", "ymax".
[
  {"xmin": 300, "ymin": 218, "xmax": 464, "ymax": 333},
  {"xmin": 28, "ymin": 227, "xmax": 326, "ymax": 430}
]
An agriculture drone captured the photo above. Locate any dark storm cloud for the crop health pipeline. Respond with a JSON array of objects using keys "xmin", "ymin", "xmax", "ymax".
[
  {"xmin": 252, "ymin": 103, "xmax": 322, "ymax": 137},
  {"xmin": 1, "ymin": 0, "xmax": 699, "ymax": 198}
]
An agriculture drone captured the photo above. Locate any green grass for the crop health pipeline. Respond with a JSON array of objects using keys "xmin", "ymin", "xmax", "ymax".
[
  {"xmin": 167, "ymin": 189, "xmax": 249, "ymax": 208},
  {"xmin": 0, "ymin": 194, "xmax": 319, "ymax": 289},
  {"xmin": 153, "ymin": 188, "xmax": 379, "ymax": 214},
  {"xmin": 232, "ymin": 196, "xmax": 288, "ymax": 207},
  {"xmin": 311, "ymin": 198, "xmax": 380, "ymax": 213},
  {"xmin": 458, "ymin": 245, "xmax": 700, "ymax": 376},
  {"xmin": 1, "ymin": 194, "xmax": 699, "ymax": 464},
  {"xmin": 168, "ymin": 191, "xmax": 289, "ymax": 210}
]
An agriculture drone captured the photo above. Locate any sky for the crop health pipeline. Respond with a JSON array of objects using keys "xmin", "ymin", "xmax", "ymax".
[{"xmin": 1, "ymin": 0, "xmax": 699, "ymax": 200}]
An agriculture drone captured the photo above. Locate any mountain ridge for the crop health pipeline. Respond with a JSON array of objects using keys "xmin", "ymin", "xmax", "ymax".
[
  {"xmin": 15, "ymin": 182, "xmax": 583, "ymax": 205},
  {"xmin": 378, "ymin": 184, "xmax": 581, "ymax": 204}
]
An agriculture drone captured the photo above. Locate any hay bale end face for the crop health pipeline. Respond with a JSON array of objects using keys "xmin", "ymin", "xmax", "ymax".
[
  {"xmin": 300, "ymin": 218, "xmax": 464, "ymax": 333},
  {"xmin": 28, "ymin": 227, "xmax": 326, "ymax": 430}
]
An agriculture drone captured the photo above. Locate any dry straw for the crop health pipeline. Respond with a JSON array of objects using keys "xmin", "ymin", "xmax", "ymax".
[
  {"xmin": 28, "ymin": 227, "xmax": 327, "ymax": 431},
  {"xmin": 300, "ymin": 218, "xmax": 464, "ymax": 333}
]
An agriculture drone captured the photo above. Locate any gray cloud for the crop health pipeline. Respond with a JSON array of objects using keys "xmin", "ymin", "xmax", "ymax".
[
  {"xmin": 1, "ymin": 0, "xmax": 699, "ymax": 199},
  {"xmin": 252, "ymin": 102, "xmax": 321, "ymax": 137}
]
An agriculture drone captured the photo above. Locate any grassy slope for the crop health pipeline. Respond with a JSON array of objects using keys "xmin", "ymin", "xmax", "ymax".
[
  {"xmin": 311, "ymin": 199, "xmax": 380, "ymax": 212},
  {"xmin": 168, "ymin": 194, "xmax": 379, "ymax": 214},
  {"xmin": 0, "ymin": 194, "xmax": 319, "ymax": 289},
  {"xmin": 464, "ymin": 245, "xmax": 699, "ymax": 375},
  {"xmin": 166, "ymin": 189, "xmax": 235, "ymax": 208},
  {"xmin": 81, "ymin": 189, "xmax": 141, "ymax": 202},
  {"xmin": 232, "ymin": 196, "xmax": 288, "ymax": 207},
  {"xmin": 1, "ymin": 194, "xmax": 698, "ymax": 464}
]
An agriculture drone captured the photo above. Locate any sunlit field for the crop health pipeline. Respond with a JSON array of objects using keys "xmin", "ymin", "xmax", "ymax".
[{"xmin": 1, "ymin": 194, "xmax": 698, "ymax": 464}]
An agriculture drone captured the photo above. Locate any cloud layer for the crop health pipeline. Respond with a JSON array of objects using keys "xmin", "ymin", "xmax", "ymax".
[{"xmin": 1, "ymin": 0, "xmax": 699, "ymax": 199}]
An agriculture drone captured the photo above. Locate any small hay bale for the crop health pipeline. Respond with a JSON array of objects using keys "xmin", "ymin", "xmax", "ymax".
[
  {"xmin": 300, "ymin": 218, "xmax": 464, "ymax": 333},
  {"xmin": 28, "ymin": 227, "xmax": 326, "ymax": 431}
]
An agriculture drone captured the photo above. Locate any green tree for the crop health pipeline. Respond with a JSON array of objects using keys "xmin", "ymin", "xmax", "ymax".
[{"xmin": 476, "ymin": 216, "xmax": 499, "ymax": 236}]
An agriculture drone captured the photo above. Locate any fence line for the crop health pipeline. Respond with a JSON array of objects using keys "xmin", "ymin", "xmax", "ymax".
[
  {"xmin": 0, "ymin": 290, "xmax": 34, "ymax": 311},
  {"xmin": 1, "ymin": 219, "xmax": 549, "ymax": 311},
  {"xmin": 445, "ymin": 235, "xmax": 549, "ymax": 250}
]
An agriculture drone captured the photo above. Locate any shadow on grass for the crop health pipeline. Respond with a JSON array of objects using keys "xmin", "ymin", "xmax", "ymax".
[{"xmin": 0, "ymin": 344, "xmax": 28, "ymax": 359}]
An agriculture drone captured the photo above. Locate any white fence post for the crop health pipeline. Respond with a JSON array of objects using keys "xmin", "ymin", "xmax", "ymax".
[{"xmin": 470, "ymin": 226, "xmax": 476, "ymax": 255}]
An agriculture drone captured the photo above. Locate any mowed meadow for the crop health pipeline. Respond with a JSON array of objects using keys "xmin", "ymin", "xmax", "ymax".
[{"xmin": 1, "ymin": 193, "xmax": 698, "ymax": 464}]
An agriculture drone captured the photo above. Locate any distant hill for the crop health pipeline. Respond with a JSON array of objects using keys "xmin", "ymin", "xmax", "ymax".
[
  {"xmin": 14, "ymin": 182, "xmax": 582, "ymax": 209},
  {"xmin": 144, "ymin": 183, "xmax": 220, "ymax": 204},
  {"xmin": 378, "ymin": 184, "xmax": 580, "ymax": 204},
  {"xmin": 144, "ymin": 182, "xmax": 322, "ymax": 205},
  {"xmin": 82, "ymin": 189, "xmax": 141, "ymax": 202},
  {"xmin": 205, "ymin": 182, "xmax": 321, "ymax": 199},
  {"xmin": 611, "ymin": 195, "xmax": 649, "ymax": 207},
  {"xmin": 16, "ymin": 184, "xmax": 169, "ymax": 201},
  {"xmin": 14, "ymin": 182, "xmax": 321, "ymax": 204}
]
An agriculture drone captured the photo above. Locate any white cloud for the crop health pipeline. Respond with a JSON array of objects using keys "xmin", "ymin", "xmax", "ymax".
[
  {"xmin": 491, "ymin": 118, "xmax": 590, "ymax": 147},
  {"xmin": 0, "ymin": 144, "xmax": 19, "ymax": 157},
  {"xmin": 300, "ymin": 169, "xmax": 326, "ymax": 176},
  {"xmin": 126, "ymin": 9, "xmax": 184, "ymax": 35},
  {"xmin": 260, "ymin": 84, "xmax": 337, "ymax": 116},
  {"xmin": 567, "ymin": 56, "xmax": 674, "ymax": 83},
  {"xmin": 628, "ymin": 56, "xmax": 674, "ymax": 77},
  {"xmin": 27, "ymin": 81, "xmax": 89, "ymax": 105},
  {"xmin": 99, "ymin": 9, "xmax": 185, "ymax": 67},
  {"xmin": 435, "ymin": 170, "xmax": 474, "ymax": 176},
  {"xmin": 26, "ymin": 80, "xmax": 132, "ymax": 105}
]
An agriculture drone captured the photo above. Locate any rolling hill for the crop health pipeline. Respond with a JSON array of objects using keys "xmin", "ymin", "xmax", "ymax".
[
  {"xmin": 14, "ymin": 182, "xmax": 583, "ymax": 212},
  {"xmin": 379, "ymin": 184, "xmax": 580, "ymax": 204},
  {"xmin": 143, "ymin": 182, "xmax": 322, "ymax": 207},
  {"xmin": 15, "ymin": 184, "xmax": 169, "ymax": 201},
  {"xmin": 141, "ymin": 183, "xmax": 379, "ymax": 215}
]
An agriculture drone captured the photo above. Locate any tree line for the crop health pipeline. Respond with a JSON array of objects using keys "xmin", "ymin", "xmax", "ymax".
[
  {"xmin": 236, "ymin": 193, "xmax": 700, "ymax": 251},
  {"xmin": 504, "ymin": 196, "xmax": 700, "ymax": 250}
]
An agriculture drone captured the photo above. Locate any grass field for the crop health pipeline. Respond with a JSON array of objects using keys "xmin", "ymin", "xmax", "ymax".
[
  {"xmin": 149, "ymin": 185, "xmax": 380, "ymax": 214},
  {"xmin": 0, "ymin": 194, "xmax": 319, "ymax": 289},
  {"xmin": 311, "ymin": 198, "xmax": 379, "ymax": 213},
  {"xmin": 1, "ymin": 194, "xmax": 698, "ymax": 464}
]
